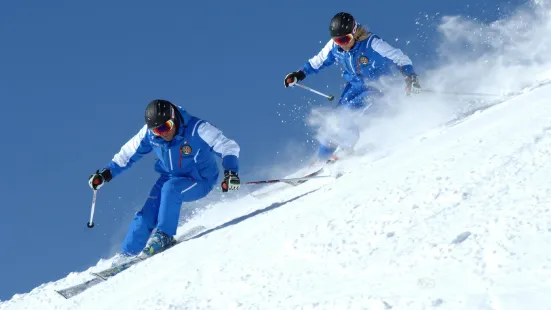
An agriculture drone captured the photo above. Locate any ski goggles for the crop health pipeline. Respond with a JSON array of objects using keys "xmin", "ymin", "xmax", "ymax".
[
  {"xmin": 152, "ymin": 119, "xmax": 175, "ymax": 135},
  {"xmin": 332, "ymin": 33, "xmax": 354, "ymax": 46}
]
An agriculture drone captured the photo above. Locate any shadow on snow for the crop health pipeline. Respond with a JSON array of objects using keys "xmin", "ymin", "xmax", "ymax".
[{"xmin": 189, "ymin": 189, "xmax": 319, "ymax": 241}]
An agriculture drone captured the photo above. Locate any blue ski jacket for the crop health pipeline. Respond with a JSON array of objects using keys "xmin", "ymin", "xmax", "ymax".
[
  {"xmin": 105, "ymin": 105, "xmax": 240, "ymax": 188},
  {"xmin": 301, "ymin": 27, "xmax": 416, "ymax": 85}
]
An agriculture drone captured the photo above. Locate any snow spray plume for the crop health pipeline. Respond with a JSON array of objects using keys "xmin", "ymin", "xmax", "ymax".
[
  {"xmin": 307, "ymin": 2, "xmax": 551, "ymax": 155},
  {"xmin": 426, "ymin": 1, "xmax": 551, "ymax": 96}
]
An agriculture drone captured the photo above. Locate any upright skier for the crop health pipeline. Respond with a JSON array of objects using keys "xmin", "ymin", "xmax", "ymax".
[
  {"xmin": 88, "ymin": 99, "xmax": 241, "ymax": 259},
  {"xmin": 284, "ymin": 12, "xmax": 421, "ymax": 162}
]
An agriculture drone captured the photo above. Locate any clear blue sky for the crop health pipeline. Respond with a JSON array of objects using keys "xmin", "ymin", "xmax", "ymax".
[{"xmin": 0, "ymin": 0, "xmax": 524, "ymax": 300}]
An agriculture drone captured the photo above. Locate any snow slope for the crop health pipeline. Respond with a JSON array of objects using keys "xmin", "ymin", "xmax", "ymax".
[
  {"xmin": 4, "ymin": 3, "xmax": 551, "ymax": 310},
  {"xmin": 3, "ymin": 78, "xmax": 551, "ymax": 310}
]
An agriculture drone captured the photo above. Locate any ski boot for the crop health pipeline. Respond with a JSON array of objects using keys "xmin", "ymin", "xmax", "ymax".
[
  {"xmin": 139, "ymin": 230, "xmax": 176, "ymax": 258},
  {"xmin": 111, "ymin": 253, "xmax": 136, "ymax": 267}
]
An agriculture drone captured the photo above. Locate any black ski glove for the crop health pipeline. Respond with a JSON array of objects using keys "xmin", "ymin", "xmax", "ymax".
[
  {"xmin": 88, "ymin": 168, "xmax": 112, "ymax": 190},
  {"xmin": 284, "ymin": 70, "xmax": 306, "ymax": 88},
  {"xmin": 221, "ymin": 170, "xmax": 240, "ymax": 192},
  {"xmin": 405, "ymin": 74, "xmax": 422, "ymax": 95}
]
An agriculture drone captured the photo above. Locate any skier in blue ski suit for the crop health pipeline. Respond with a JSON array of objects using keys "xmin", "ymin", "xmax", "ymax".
[
  {"xmin": 284, "ymin": 12, "xmax": 422, "ymax": 161},
  {"xmin": 88, "ymin": 99, "xmax": 241, "ymax": 257}
]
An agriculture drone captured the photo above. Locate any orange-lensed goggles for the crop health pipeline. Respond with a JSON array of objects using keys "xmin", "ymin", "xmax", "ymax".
[
  {"xmin": 152, "ymin": 119, "xmax": 175, "ymax": 135},
  {"xmin": 332, "ymin": 33, "xmax": 354, "ymax": 46}
]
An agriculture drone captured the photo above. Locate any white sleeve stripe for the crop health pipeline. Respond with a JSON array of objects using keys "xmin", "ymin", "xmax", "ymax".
[
  {"xmin": 197, "ymin": 122, "xmax": 240, "ymax": 157},
  {"xmin": 366, "ymin": 35, "xmax": 375, "ymax": 46},
  {"xmin": 308, "ymin": 40, "xmax": 334, "ymax": 70},
  {"xmin": 112, "ymin": 125, "xmax": 148, "ymax": 167},
  {"xmin": 371, "ymin": 37, "xmax": 412, "ymax": 67},
  {"xmin": 191, "ymin": 120, "xmax": 201, "ymax": 137}
]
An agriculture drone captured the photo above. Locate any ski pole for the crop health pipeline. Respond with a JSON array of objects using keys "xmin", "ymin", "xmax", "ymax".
[
  {"xmin": 292, "ymin": 82, "xmax": 335, "ymax": 101},
  {"xmin": 422, "ymin": 89, "xmax": 501, "ymax": 97},
  {"xmin": 246, "ymin": 175, "xmax": 332, "ymax": 185},
  {"xmin": 87, "ymin": 190, "xmax": 97, "ymax": 228}
]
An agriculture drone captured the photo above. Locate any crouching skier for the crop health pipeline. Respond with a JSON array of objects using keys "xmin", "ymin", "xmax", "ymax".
[{"xmin": 88, "ymin": 99, "xmax": 241, "ymax": 261}]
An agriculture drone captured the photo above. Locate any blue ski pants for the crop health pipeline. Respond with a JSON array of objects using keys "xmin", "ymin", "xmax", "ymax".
[{"xmin": 121, "ymin": 175, "xmax": 213, "ymax": 255}]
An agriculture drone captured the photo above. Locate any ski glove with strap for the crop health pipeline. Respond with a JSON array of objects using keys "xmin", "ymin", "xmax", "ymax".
[
  {"xmin": 221, "ymin": 170, "xmax": 240, "ymax": 192},
  {"xmin": 284, "ymin": 70, "xmax": 306, "ymax": 88},
  {"xmin": 405, "ymin": 75, "xmax": 422, "ymax": 95},
  {"xmin": 88, "ymin": 168, "xmax": 112, "ymax": 190}
]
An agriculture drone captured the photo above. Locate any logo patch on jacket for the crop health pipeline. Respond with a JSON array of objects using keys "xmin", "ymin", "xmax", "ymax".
[
  {"xmin": 181, "ymin": 145, "xmax": 192, "ymax": 155},
  {"xmin": 359, "ymin": 56, "xmax": 369, "ymax": 65}
]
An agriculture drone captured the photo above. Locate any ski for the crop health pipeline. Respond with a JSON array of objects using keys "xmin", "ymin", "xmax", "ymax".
[
  {"xmin": 55, "ymin": 225, "xmax": 207, "ymax": 299},
  {"xmin": 55, "ymin": 277, "xmax": 103, "ymax": 299},
  {"xmin": 91, "ymin": 255, "xmax": 145, "ymax": 281}
]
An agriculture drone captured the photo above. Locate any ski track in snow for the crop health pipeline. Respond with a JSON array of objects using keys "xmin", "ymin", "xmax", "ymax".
[{"xmin": 2, "ymin": 79, "xmax": 551, "ymax": 309}]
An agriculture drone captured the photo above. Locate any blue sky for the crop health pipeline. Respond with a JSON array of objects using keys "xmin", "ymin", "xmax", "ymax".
[{"xmin": 0, "ymin": 0, "xmax": 525, "ymax": 300}]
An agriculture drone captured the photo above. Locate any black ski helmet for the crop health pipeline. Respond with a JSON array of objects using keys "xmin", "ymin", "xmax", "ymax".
[
  {"xmin": 329, "ymin": 12, "xmax": 356, "ymax": 37},
  {"xmin": 145, "ymin": 99, "xmax": 175, "ymax": 129}
]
